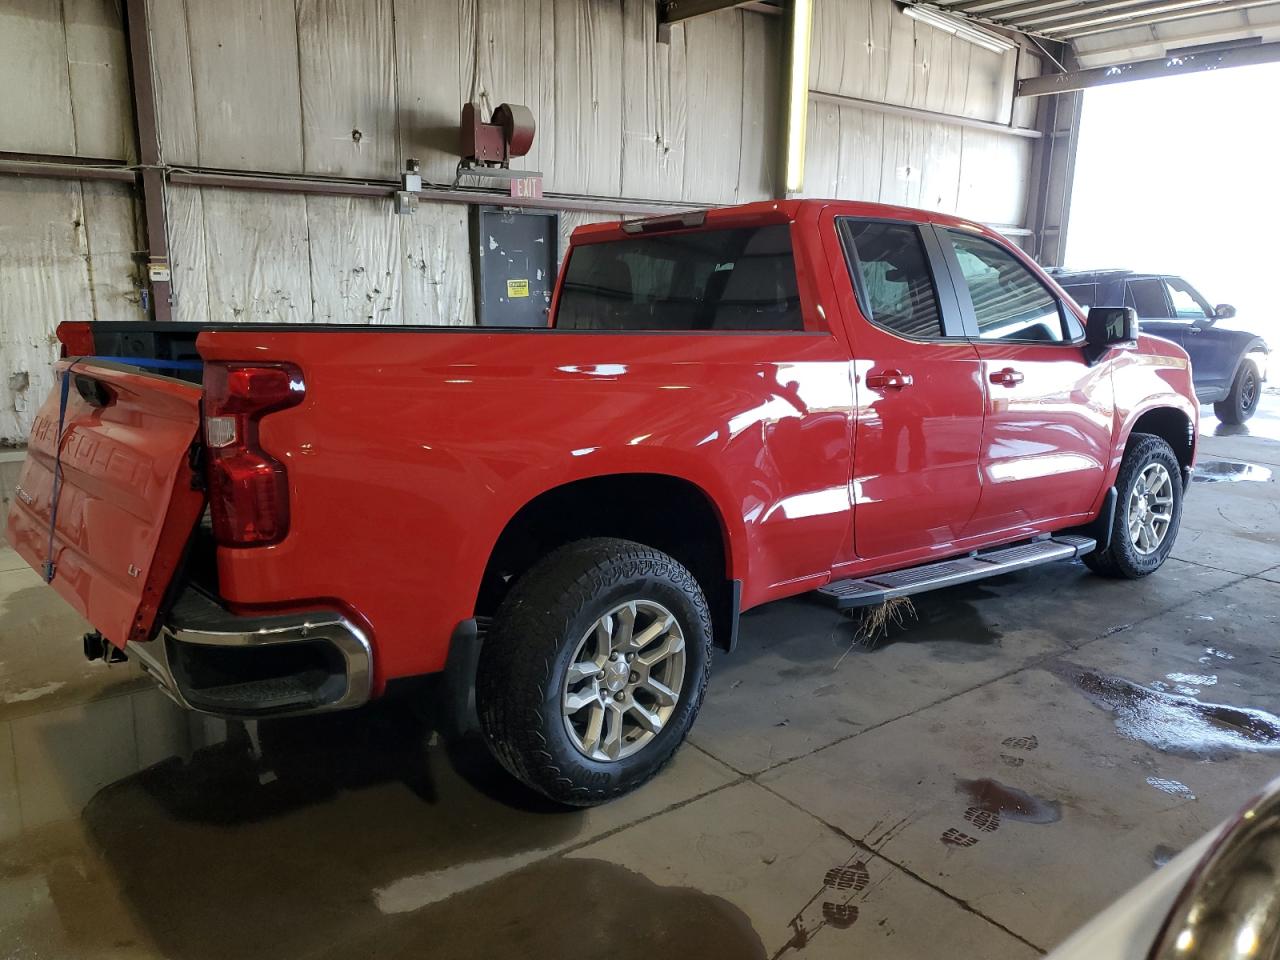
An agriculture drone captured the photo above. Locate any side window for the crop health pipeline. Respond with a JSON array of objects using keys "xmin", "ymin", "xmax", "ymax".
[
  {"xmin": 838, "ymin": 220, "xmax": 944, "ymax": 339},
  {"xmin": 1062, "ymin": 283, "xmax": 1097, "ymax": 308},
  {"xmin": 555, "ymin": 224, "xmax": 803, "ymax": 332},
  {"xmin": 946, "ymin": 231, "xmax": 1067, "ymax": 343},
  {"xmin": 1126, "ymin": 279, "xmax": 1171, "ymax": 318},
  {"xmin": 1163, "ymin": 278, "xmax": 1209, "ymax": 320}
]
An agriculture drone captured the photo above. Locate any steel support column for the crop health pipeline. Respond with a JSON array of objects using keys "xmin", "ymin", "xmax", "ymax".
[
  {"xmin": 1024, "ymin": 79, "xmax": 1081, "ymax": 266},
  {"xmin": 123, "ymin": 0, "xmax": 172, "ymax": 322}
]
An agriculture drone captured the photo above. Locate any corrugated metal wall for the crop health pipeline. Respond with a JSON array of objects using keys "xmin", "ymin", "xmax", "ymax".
[
  {"xmin": 803, "ymin": 0, "xmax": 1042, "ymax": 229},
  {"xmin": 0, "ymin": 0, "xmax": 1043, "ymax": 443}
]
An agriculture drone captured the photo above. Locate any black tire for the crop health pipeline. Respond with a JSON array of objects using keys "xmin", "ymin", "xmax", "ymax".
[
  {"xmin": 476, "ymin": 538, "xmax": 712, "ymax": 806},
  {"xmin": 1083, "ymin": 433, "xmax": 1184, "ymax": 579},
  {"xmin": 1214, "ymin": 359, "xmax": 1261, "ymax": 425}
]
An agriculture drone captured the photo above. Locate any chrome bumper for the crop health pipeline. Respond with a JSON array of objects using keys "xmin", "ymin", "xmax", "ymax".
[{"xmin": 127, "ymin": 587, "xmax": 372, "ymax": 718}]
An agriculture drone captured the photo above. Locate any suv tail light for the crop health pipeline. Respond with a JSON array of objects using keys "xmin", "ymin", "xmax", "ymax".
[{"xmin": 203, "ymin": 362, "xmax": 305, "ymax": 547}]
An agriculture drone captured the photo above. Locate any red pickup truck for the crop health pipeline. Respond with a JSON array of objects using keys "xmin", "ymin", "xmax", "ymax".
[{"xmin": 6, "ymin": 199, "xmax": 1197, "ymax": 805}]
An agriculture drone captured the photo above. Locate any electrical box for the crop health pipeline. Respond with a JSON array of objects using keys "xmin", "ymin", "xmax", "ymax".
[{"xmin": 472, "ymin": 206, "xmax": 559, "ymax": 327}]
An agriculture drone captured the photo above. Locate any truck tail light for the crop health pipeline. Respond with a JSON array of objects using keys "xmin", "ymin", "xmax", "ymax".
[
  {"xmin": 203, "ymin": 362, "xmax": 305, "ymax": 547},
  {"xmin": 56, "ymin": 321, "xmax": 96, "ymax": 358}
]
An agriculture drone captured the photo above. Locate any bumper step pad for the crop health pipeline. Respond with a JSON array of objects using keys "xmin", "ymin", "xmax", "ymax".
[{"xmin": 817, "ymin": 535, "xmax": 1097, "ymax": 610}]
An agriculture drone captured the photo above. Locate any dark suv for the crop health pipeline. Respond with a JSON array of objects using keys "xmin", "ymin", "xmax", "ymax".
[{"xmin": 1053, "ymin": 269, "xmax": 1269, "ymax": 424}]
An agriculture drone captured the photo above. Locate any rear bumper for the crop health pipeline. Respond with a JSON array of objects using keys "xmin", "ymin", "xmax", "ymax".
[{"xmin": 127, "ymin": 587, "xmax": 372, "ymax": 718}]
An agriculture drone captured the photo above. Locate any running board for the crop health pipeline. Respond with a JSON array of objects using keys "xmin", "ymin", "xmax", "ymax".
[{"xmin": 817, "ymin": 535, "xmax": 1097, "ymax": 610}]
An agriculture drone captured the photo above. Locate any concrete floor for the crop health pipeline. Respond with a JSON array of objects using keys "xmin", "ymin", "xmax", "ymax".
[{"xmin": 1, "ymin": 393, "xmax": 1278, "ymax": 960}]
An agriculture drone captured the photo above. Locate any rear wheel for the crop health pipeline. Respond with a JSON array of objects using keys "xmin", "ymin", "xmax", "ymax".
[
  {"xmin": 476, "ymin": 538, "xmax": 712, "ymax": 806},
  {"xmin": 1214, "ymin": 359, "xmax": 1261, "ymax": 424},
  {"xmin": 1083, "ymin": 433, "xmax": 1183, "ymax": 579}
]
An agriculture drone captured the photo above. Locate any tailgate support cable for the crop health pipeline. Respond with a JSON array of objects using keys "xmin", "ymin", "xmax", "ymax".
[{"xmin": 41, "ymin": 355, "xmax": 204, "ymax": 584}]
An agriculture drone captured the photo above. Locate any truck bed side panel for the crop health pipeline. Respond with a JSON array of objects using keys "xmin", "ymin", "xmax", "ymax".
[{"xmin": 195, "ymin": 328, "xmax": 856, "ymax": 685}]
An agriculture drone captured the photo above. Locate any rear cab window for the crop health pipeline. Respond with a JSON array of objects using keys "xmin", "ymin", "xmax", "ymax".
[
  {"xmin": 554, "ymin": 224, "xmax": 804, "ymax": 332},
  {"xmin": 837, "ymin": 220, "xmax": 945, "ymax": 340}
]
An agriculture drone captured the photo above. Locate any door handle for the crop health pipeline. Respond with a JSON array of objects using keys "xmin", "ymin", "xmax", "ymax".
[
  {"xmin": 866, "ymin": 369, "xmax": 913, "ymax": 389},
  {"xmin": 989, "ymin": 368, "xmax": 1024, "ymax": 387}
]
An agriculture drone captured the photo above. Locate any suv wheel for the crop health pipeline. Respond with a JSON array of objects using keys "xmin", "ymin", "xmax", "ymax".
[
  {"xmin": 1214, "ymin": 359, "xmax": 1261, "ymax": 425},
  {"xmin": 1083, "ymin": 433, "xmax": 1184, "ymax": 579},
  {"xmin": 476, "ymin": 538, "xmax": 712, "ymax": 806}
]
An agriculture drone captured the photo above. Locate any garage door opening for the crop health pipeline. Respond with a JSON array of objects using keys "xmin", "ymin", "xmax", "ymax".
[{"xmin": 1066, "ymin": 61, "xmax": 1280, "ymax": 341}]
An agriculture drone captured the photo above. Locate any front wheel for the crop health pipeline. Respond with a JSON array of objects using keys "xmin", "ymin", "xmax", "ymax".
[
  {"xmin": 1083, "ymin": 433, "xmax": 1184, "ymax": 579},
  {"xmin": 476, "ymin": 538, "xmax": 712, "ymax": 806},
  {"xmin": 1214, "ymin": 359, "xmax": 1261, "ymax": 425}
]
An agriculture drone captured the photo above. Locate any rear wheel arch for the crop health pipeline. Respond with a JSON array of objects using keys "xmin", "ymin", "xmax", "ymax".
[{"xmin": 475, "ymin": 473, "xmax": 739, "ymax": 642}]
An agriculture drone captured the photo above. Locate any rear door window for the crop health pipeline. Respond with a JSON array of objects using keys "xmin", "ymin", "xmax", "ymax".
[
  {"xmin": 837, "ymin": 220, "xmax": 945, "ymax": 339},
  {"xmin": 945, "ymin": 231, "xmax": 1068, "ymax": 343},
  {"xmin": 554, "ymin": 224, "xmax": 804, "ymax": 332},
  {"xmin": 1126, "ymin": 279, "xmax": 1172, "ymax": 318}
]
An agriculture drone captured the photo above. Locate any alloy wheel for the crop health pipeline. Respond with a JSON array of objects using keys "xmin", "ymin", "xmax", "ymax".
[
  {"xmin": 1127, "ymin": 462, "xmax": 1174, "ymax": 556},
  {"xmin": 561, "ymin": 600, "xmax": 686, "ymax": 762}
]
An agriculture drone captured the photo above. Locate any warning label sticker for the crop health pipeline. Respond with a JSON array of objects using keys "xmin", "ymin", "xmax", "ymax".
[{"xmin": 506, "ymin": 278, "xmax": 530, "ymax": 299}]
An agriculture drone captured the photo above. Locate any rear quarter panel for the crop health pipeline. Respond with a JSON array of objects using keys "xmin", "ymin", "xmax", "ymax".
[{"xmin": 195, "ymin": 328, "xmax": 855, "ymax": 687}]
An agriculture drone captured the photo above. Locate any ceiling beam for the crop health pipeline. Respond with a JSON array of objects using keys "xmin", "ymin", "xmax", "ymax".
[
  {"xmin": 1017, "ymin": 37, "xmax": 1280, "ymax": 93},
  {"xmin": 659, "ymin": 0, "xmax": 779, "ymax": 24},
  {"xmin": 949, "ymin": 0, "xmax": 1081, "ymax": 20},
  {"xmin": 1029, "ymin": 0, "xmax": 1260, "ymax": 30},
  {"xmin": 1048, "ymin": 0, "xmax": 1280, "ymax": 34}
]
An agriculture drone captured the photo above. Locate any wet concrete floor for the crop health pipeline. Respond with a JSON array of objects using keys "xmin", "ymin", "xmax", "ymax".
[{"xmin": 1, "ymin": 391, "xmax": 1278, "ymax": 959}]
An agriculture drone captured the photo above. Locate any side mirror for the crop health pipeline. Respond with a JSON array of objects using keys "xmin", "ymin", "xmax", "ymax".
[
  {"xmin": 1084, "ymin": 306, "xmax": 1137, "ymax": 365},
  {"xmin": 1214, "ymin": 303, "xmax": 1236, "ymax": 319}
]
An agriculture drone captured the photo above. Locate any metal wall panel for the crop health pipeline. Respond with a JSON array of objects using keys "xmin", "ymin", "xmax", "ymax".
[
  {"xmin": 298, "ymin": 0, "xmax": 398, "ymax": 178},
  {"xmin": 184, "ymin": 0, "xmax": 305, "ymax": 170},
  {"xmin": 0, "ymin": 0, "xmax": 133, "ymax": 160},
  {"xmin": 810, "ymin": 0, "xmax": 1022, "ymax": 125},
  {"xmin": 145, "ymin": 0, "xmax": 780, "ymax": 203},
  {"xmin": 79, "ymin": 180, "xmax": 144, "ymax": 322},
  {"xmin": 802, "ymin": 100, "xmax": 1032, "ymax": 228},
  {"xmin": 393, "ymin": 0, "xmax": 465, "ymax": 183},
  {"xmin": 166, "ymin": 185, "xmax": 476, "ymax": 328},
  {"xmin": 0, "ymin": 178, "xmax": 139, "ymax": 443},
  {"xmin": 64, "ymin": 0, "xmax": 136, "ymax": 160},
  {"xmin": 803, "ymin": 0, "xmax": 1041, "ymax": 226},
  {"xmin": 196, "ymin": 187, "xmax": 311, "ymax": 322},
  {"xmin": 305, "ymin": 194, "xmax": 403, "ymax": 323},
  {"xmin": 399, "ymin": 203, "xmax": 474, "ymax": 326},
  {"xmin": 552, "ymin": 0, "xmax": 624, "ymax": 196}
]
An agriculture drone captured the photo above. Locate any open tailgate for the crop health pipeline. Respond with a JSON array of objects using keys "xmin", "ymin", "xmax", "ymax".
[{"xmin": 5, "ymin": 360, "xmax": 206, "ymax": 649}]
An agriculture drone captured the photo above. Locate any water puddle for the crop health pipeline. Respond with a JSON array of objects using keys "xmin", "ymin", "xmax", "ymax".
[
  {"xmin": 1064, "ymin": 667, "xmax": 1280, "ymax": 759},
  {"xmin": 1154, "ymin": 672, "xmax": 1219, "ymax": 696},
  {"xmin": 1192, "ymin": 459, "xmax": 1274, "ymax": 483},
  {"xmin": 1152, "ymin": 844, "xmax": 1181, "ymax": 867},
  {"xmin": 956, "ymin": 778, "xmax": 1061, "ymax": 824},
  {"xmin": 1146, "ymin": 777, "xmax": 1195, "ymax": 801},
  {"xmin": 372, "ymin": 857, "xmax": 768, "ymax": 959}
]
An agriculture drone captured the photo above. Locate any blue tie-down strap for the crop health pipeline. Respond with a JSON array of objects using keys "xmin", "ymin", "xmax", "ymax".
[
  {"xmin": 43, "ymin": 362, "xmax": 76, "ymax": 583},
  {"xmin": 41, "ymin": 355, "xmax": 204, "ymax": 583},
  {"xmin": 82, "ymin": 355, "xmax": 204, "ymax": 372}
]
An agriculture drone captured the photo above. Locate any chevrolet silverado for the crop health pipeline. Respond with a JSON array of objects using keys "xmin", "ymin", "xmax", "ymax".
[{"xmin": 5, "ymin": 199, "xmax": 1198, "ymax": 805}]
